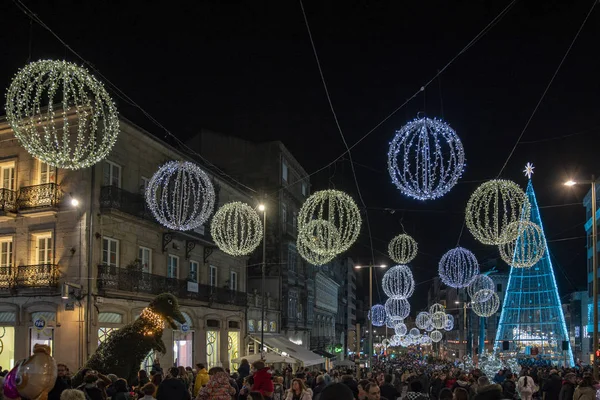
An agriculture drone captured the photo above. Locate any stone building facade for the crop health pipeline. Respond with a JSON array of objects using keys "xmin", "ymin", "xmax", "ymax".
[{"xmin": 0, "ymin": 117, "xmax": 250, "ymax": 371}]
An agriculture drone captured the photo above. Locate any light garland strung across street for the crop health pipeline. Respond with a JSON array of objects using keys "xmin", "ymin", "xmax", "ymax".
[
  {"xmin": 394, "ymin": 322, "xmax": 408, "ymax": 336},
  {"xmin": 298, "ymin": 190, "xmax": 361, "ymax": 256},
  {"xmin": 5, "ymin": 60, "xmax": 119, "ymax": 169},
  {"xmin": 431, "ymin": 312, "xmax": 447, "ymax": 330},
  {"xmin": 385, "ymin": 298, "xmax": 411, "ymax": 321},
  {"xmin": 429, "ymin": 303, "xmax": 445, "ymax": 314},
  {"xmin": 298, "ymin": 219, "xmax": 341, "ymax": 257},
  {"xmin": 472, "ymin": 291, "xmax": 500, "ymax": 317},
  {"xmin": 467, "ymin": 274, "xmax": 495, "ymax": 300},
  {"xmin": 499, "ymin": 220, "xmax": 546, "ymax": 268},
  {"xmin": 368, "ymin": 304, "xmax": 386, "ymax": 327},
  {"xmin": 296, "ymin": 236, "xmax": 334, "ymax": 266},
  {"xmin": 388, "ymin": 234, "xmax": 418, "ymax": 264},
  {"xmin": 211, "ymin": 202, "xmax": 263, "ymax": 256},
  {"xmin": 438, "ymin": 247, "xmax": 479, "ymax": 288},
  {"xmin": 415, "ymin": 312, "xmax": 431, "ymax": 330},
  {"xmin": 387, "ymin": 117, "xmax": 466, "ymax": 200},
  {"xmin": 146, "ymin": 161, "xmax": 215, "ymax": 231},
  {"xmin": 430, "ymin": 330, "xmax": 443, "ymax": 343},
  {"xmin": 382, "ymin": 265, "xmax": 415, "ymax": 299},
  {"xmin": 465, "ymin": 179, "xmax": 531, "ymax": 245}
]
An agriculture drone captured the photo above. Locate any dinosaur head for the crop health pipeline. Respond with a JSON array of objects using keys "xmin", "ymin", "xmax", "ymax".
[{"xmin": 149, "ymin": 293, "xmax": 186, "ymax": 329}]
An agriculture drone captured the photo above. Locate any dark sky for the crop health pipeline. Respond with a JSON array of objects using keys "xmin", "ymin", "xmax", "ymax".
[{"xmin": 1, "ymin": 0, "xmax": 599, "ymax": 310}]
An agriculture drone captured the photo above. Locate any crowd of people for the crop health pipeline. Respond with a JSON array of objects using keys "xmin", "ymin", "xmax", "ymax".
[{"xmin": 2, "ymin": 355, "xmax": 600, "ymax": 400}]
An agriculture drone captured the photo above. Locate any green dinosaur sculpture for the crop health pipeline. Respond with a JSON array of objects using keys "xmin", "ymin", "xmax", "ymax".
[{"xmin": 74, "ymin": 293, "xmax": 186, "ymax": 384}]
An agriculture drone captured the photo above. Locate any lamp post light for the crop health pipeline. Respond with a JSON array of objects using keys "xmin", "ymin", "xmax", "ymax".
[
  {"xmin": 258, "ymin": 203, "xmax": 267, "ymax": 358},
  {"xmin": 565, "ymin": 176, "xmax": 597, "ymax": 378},
  {"xmin": 354, "ymin": 263, "xmax": 387, "ymax": 368}
]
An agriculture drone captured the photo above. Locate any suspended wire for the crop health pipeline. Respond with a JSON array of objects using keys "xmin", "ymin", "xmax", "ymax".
[
  {"xmin": 520, "ymin": 125, "xmax": 600, "ymax": 144},
  {"xmin": 11, "ymin": 0, "xmax": 258, "ymax": 196},
  {"xmin": 496, "ymin": 0, "xmax": 598, "ymax": 177}
]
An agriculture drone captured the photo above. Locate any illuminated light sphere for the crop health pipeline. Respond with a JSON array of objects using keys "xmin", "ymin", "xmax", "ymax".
[
  {"xmin": 394, "ymin": 322, "xmax": 408, "ymax": 336},
  {"xmin": 211, "ymin": 202, "xmax": 263, "ymax": 256},
  {"xmin": 146, "ymin": 161, "xmax": 215, "ymax": 231},
  {"xmin": 429, "ymin": 303, "xmax": 445, "ymax": 314},
  {"xmin": 438, "ymin": 247, "xmax": 479, "ymax": 289},
  {"xmin": 420, "ymin": 334, "xmax": 432, "ymax": 346},
  {"xmin": 431, "ymin": 312, "xmax": 447, "ymax": 330},
  {"xmin": 444, "ymin": 315, "xmax": 454, "ymax": 331},
  {"xmin": 391, "ymin": 335, "xmax": 402, "ymax": 346},
  {"xmin": 385, "ymin": 298, "xmax": 411, "ymax": 321},
  {"xmin": 382, "ymin": 265, "xmax": 415, "ymax": 299},
  {"xmin": 425, "ymin": 320, "xmax": 435, "ymax": 332},
  {"xmin": 298, "ymin": 219, "xmax": 341, "ymax": 257},
  {"xmin": 381, "ymin": 338, "xmax": 390, "ymax": 347},
  {"xmin": 387, "ymin": 117, "xmax": 465, "ymax": 200},
  {"xmin": 430, "ymin": 330, "xmax": 443, "ymax": 343},
  {"xmin": 298, "ymin": 190, "xmax": 361, "ymax": 255},
  {"xmin": 368, "ymin": 304, "xmax": 386, "ymax": 327},
  {"xmin": 409, "ymin": 328, "xmax": 420, "ymax": 338},
  {"xmin": 465, "ymin": 179, "xmax": 531, "ymax": 245},
  {"xmin": 472, "ymin": 291, "xmax": 500, "ymax": 317},
  {"xmin": 385, "ymin": 315, "xmax": 398, "ymax": 329},
  {"xmin": 499, "ymin": 220, "xmax": 546, "ymax": 268},
  {"xmin": 388, "ymin": 234, "xmax": 418, "ymax": 264},
  {"xmin": 415, "ymin": 312, "xmax": 431, "ymax": 330},
  {"xmin": 296, "ymin": 236, "xmax": 334, "ymax": 266},
  {"xmin": 5, "ymin": 60, "xmax": 119, "ymax": 169},
  {"xmin": 467, "ymin": 274, "xmax": 495, "ymax": 300},
  {"xmin": 399, "ymin": 335, "xmax": 412, "ymax": 347}
]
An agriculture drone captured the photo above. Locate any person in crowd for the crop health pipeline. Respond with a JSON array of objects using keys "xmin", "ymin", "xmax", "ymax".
[
  {"xmin": 151, "ymin": 360, "xmax": 163, "ymax": 377},
  {"xmin": 252, "ymin": 361, "xmax": 274, "ymax": 400},
  {"xmin": 76, "ymin": 370, "xmax": 106, "ymax": 400},
  {"xmin": 542, "ymin": 370, "xmax": 562, "ymax": 400},
  {"xmin": 403, "ymin": 380, "xmax": 428, "ymax": 400},
  {"xmin": 294, "ymin": 373, "xmax": 313, "ymax": 397},
  {"xmin": 239, "ymin": 376, "xmax": 254, "ymax": 400},
  {"xmin": 49, "ymin": 363, "xmax": 73, "ymax": 400},
  {"xmin": 178, "ymin": 366, "xmax": 190, "ymax": 388},
  {"xmin": 430, "ymin": 372, "xmax": 446, "ymax": 399},
  {"xmin": 364, "ymin": 382, "xmax": 386, "ymax": 400},
  {"xmin": 438, "ymin": 388, "xmax": 453, "ymax": 400},
  {"xmin": 573, "ymin": 373, "xmax": 596, "ymax": 400},
  {"xmin": 501, "ymin": 372, "xmax": 517, "ymax": 399},
  {"xmin": 558, "ymin": 372, "xmax": 576, "ymax": 400},
  {"xmin": 379, "ymin": 374, "xmax": 399, "ymax": 400},
  {"xmin": 248, "ymin": 392, "xmax": 265, "ymax": 400},
  {"xmin": 60, "ymin": 389, "xmax": 86, "ymax": 400},
  {"xmin": 517, "ymin": 371, "xmax": 535, "ymax": 400},
  {"xmin": 196, "ymin": 368, "xmax": 236, "ymax": 400},
  {"xmin": 319, "ymin": 383, "xmax": 354, "ymax": 400},
  {"xmin": 238, "ymin": 359, "xmax": 251, "ymax": 384},
  {"xmin": 140, "ymin": 383, "xmax": 157, "ymax": 400},
  {"xmin": 357, "ymin": 379, "xmax": 370, "ymax": 400},
  {"xmin": 134, "ymin": 370, "xmax": 150, "ymax": 389},
  {"xmin": 272, "ymin": 376, "xmax": 286, "ymax": 400},
  {"xmin": 493, "ymin": 370, "xmax": 505, "ymax": 384},
  {"xmin": 111, "ymin": 378, "xmax": 130, "ymax": 400},
  {"xmin": 453, "ymin": 387, "xmax": 469, "ymax": 400},
  {"xmin": 284, "ymin": 378, "xmax": 311, "ymax": 400},
  {"xmin": 157, "ymin": 367, "xmax": 191, "ymax": 400},
  {"xmin": 473, "ymin": 376, "xmax": 504, "ymax": 400},
  {"xmin": 194, "ymin": 363, "xmax": 210, "ymax": 397},
  {"xmin": 341, "ymin": 374, "xmax": 359, "ymax": 398},
  {"xmin": 312, "ymin": 375, "xmax": 327, "ymax": 399},
  {"xmin": 452, "ymin": 374, "xmax": 470, "ymax": 393}
]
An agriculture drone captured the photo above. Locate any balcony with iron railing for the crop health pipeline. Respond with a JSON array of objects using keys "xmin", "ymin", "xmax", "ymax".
[
  {"xmin": 18, "ymin": 183, "xmax": 61, "ymax": 211},
  {"xmin": 0, "ymin": 189, "xmax": 17, "ymax": 213},
  {"xmin": 100, "ymin": 185, "xmax": 154, "ymax": 222},
  {"xmin": 0, "ymin": 264, "xmax": 60, "ymax": 290},
  {"xmin": 97, "ymin": 265, "xmax": 247, "ymax": 306}
]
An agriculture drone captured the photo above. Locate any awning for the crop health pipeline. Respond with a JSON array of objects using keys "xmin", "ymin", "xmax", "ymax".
[
  {"xmin": 251, "ymin": 334, "xmax": 325, "ymax": 366},
  {"xmin": 312, "ymin": 349, "xmax": 337, "ymax": 359}
]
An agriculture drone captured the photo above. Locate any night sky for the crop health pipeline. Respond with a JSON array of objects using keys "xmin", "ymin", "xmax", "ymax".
[{"xmin": 1, "ymin": 0, "xmax": 599, "ymax": 310}]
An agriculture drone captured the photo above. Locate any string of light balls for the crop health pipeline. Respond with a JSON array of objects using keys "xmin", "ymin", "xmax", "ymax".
[
  {"xmin": 211, "ymin": 202, "xmax": 263, "ymax": 256},
  {"xmin": 467, "ymin": 274, "xmax": 495, "ymax": 301},
  {"xmin": 385, "ymin": 297, "xmax": 411, "ymax": 321},
  {"xmin": 5, "ymin": 59, "xmax": 120, "ymax": 170},
  {"xmin": 438, "ymin": 246, "xmax": 479, "ymax": 288},
  {"xmin": 382, "ymin": 265, "xmax": 415, "ymax": 299},
  {"xmin": 388, "ymin": 234, "xmax": 418, "ymax": 264},
  {"xmin": 368, "ymin": 304, "xmax": 386, "ymax": 327},
  {"xmin": 472, "ymin": 290, "xmax": 500, "ymax": 317}
]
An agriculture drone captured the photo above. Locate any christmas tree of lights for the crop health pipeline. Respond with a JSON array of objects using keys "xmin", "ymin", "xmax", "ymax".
[{"xmin": 494, "ymin": 163, "xmax": 574, "ymax": 366}]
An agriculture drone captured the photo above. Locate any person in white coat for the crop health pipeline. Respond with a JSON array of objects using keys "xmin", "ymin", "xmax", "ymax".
[
  {"xmin": 285, "ymin": 379, "xmax": 312, "ymax": 400},
  {"xmin": 517, "ymin": 371, "xmax": 535, "ymax": 400}
]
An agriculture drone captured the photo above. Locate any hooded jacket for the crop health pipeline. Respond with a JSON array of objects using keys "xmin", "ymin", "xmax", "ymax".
[
  {"xmin": 194, "ymin": 369, "xmax": 210, "ymax": 396},
  {"xmin": 559, "ymin": 381, "xmax": 576, "ymax": 400},
  {"xmin": 197, "ymin": 372, "xmax": 236, "ymax": 400},
  {"xmin": 473, "ymin": 383, "xmax": 505, "ymax": 400}
]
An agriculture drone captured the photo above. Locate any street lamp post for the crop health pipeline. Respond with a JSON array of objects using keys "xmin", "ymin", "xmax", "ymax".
[
  {"xmin": 566, "ymin": 176, "xmax": 597, "ymax": 377},
  {"xmin": 354, "ymin": 264, "xmax": 386, "ymax": 368},
  {"xmin": 258, "ymin": 204, "xmax": 267, "ymax": 358}
]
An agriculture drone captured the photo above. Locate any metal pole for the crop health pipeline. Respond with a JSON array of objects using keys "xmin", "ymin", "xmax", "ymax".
[
  {"xmin": 369, "ymin": 266, "xmax": 373, "ymax": 368},
  {"xmin": 479, "ymin": 316, "xmax": 485, "ymax": 355},
  {"xmin": 592, "ymin": 176, "xmax": 598, "ymax": 379},
  {"xmin": 464, "ymin": 301, "xmax": 467, "ymax": 358},
  {"xmin": 261, "ymin": 206, "xmax": 267, "ymax": 358}
]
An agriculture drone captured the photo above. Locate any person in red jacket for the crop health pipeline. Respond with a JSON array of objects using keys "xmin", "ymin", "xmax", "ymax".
[{"xmin": 251, "ymin": 361, "xmax": 274, "ymax": 400}]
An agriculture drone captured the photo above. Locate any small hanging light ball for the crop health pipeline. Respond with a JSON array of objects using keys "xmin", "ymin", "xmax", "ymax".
[
  {"xmin": 385, "ymin": 298, "xmax": 411, "ymax": 321},
  {"xmin": 5, "ymin": 60, "xmax": 119, "ymax": 169},
  {"xmin": 415, "ymin": 312, "xmax": 431, "ymax": 330},
  {"xmin": 409, "ymin": 327, "xmax": 420, "ymax": 338},
  {"xmin": 146, "ymin": 161, "xmax": 215, "ymax": 231},
  {"xmin": 430, "ymin": 330, "xmax": 443, "ymax": 343},
  {"xmin": 211, "ymin": 202, "xmax": 263, "ymax": 256},
  {"xmin": 296, "ymin": 237, "xmax": 334, "ymax": 266},
  {"xmin": 298, "ymin": 219, "xmax": 341, "ymax": 257},
  {"xmin": 420, "ymin": 334, "xmax": 433, "ymax": 346},
  {"xmin": 382, "ymin": 265, "xmax": 415, "ymax": 299},
  {"xmin": 444, "ymin": 315, "xmax": 454, "ymax": 331},
  {"xmin": 438, "ymin": 247, "xmax": 479, "ymax": 289},
  {"xmin": 472, "ymin": 291, "xmax": 500, "ymax": 317},
  {"xmin": 467, "ymin": 274, "xmax": 495, "ymax": 300},
  {"xmin": 368, "ymin": 304, "xmax": 386, "ymax": 327},
  {"xmin": 388, "ymin": 234, "xmax": 418, "ymax": 264},
  {"xmin": 499, "ymin": 220, "xmax": 546, "ymax": 268},
  {"xmin": 431, "ymin": 312, "xmax": 447, "ymax": 330},
  {"xmin": 429, "ymin": 303, "xmax": 445, "ymax": 314},
  {"xmin": 394, "ymin": 322, "xmax": 408, "ymax": 336}
]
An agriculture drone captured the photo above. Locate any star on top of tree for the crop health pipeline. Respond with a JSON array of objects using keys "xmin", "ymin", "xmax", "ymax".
[{"xmin": 523, "ymin": 162, "xmax": 535, "ymax": 179}]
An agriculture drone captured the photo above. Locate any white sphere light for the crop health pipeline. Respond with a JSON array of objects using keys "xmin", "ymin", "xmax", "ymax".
[
  {"xmin": 409, "ymin": 327, "xmax": 420, "ymax": 338},
  {"xmin": 381, "ymin": 338, "xmax": 391, "ymax": 347},
  {"xmin": 296, "ymin": 236, "xmax": 334, "ymax": 266},
  {"xmin": 298, "ymin": 190, "xmax": 361, "ymax": 255},
  {"xmin": 430, "ymin": 330, "xmax": 443, "ymax": 343},
  {"xmin": 467, "ymin": 274, "xmax": 495, "ymax": 301},
  {"xmin": 394, "ymin": 322, "xmax": 408, "ymax": 336},
  {"xmin": 385, "ymin": 315, "xmax": 398, "ymax": 329},
  {"xmin": 5, "ymin": 60, "xmax": 120, "ymax": 169},
  {"xmin": 391, "ymin": 335, "xmax": 402, "ymax": 346},
  {"xmin": 420, "ymin": 334, "xmax": 432, "ymax": 346},
  {"xmin": 382, "ymin": 265, "xmax": 415, "ymax": 299},
  {"xmin": 388, "ymin": 234, "xmax": 418, "ymax": 264},
  {"xmin": 431, "ymin": 312, "xmax": 447, "ymax": 330},
  {"xmin": 472, "ymin": 291, "xmax": 500, "ymax": 317},
  {"xmin": 387, "ymin": 117, "xmax": 465, "ymax": 200},
  {"xmin": 465, "ymin": 179, "xmax": 531, "ymax": 245},
  {"xmin": 425, "ymin": 320, "xmax": 435, "ymax": 332},
  {"xmin": 385, "ymin": 298, "xmax": 410, "ymax": 321},
  {"xmin": 146, "ymin": 161, "xmax": 215, "ymax": 231},
  {"xmin": 211, "ymin": 202, "xmax": 263, "ymax": 256},
  {"xmin": 368, "ymin": 304, "xmax": 386, "ymax": 327},
  {"xmin": 399, "ymin": 335, "xmax": 412, "ymax": 347},
  {"xmin": 299, "ymin": 219, "xmax": 341, "ymax": 257},
  {"xmin": 499, "ymin": 220, "xmax": 546, "ymax": 268},
  {"xmin": 415, "ymin": 312, "xmax": 431, "ymax": 330},
  {"xmin": 429, "ymin": 303, "xmax": 445, "ymax": 314},
  {"xmin": 444, "ymin": 316, "xmax": 454, "ymax": 331},
  {"xmin": 438, "ymin": 247, "xmax": 480, "ymax": 289}
]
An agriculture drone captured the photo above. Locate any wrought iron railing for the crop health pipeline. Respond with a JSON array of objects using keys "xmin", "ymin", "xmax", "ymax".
[
  {"xmin": 18, "ymin": 183, "xmax": 60, "ymax": 210},
  {"xmin": 97, "ymin": 265, "xmax": 247, "ymax": 306},
  {"xmin": 0, "ymin": 266, "xmax": 13, "ymax": 289},
  {"xmin": 0, "ymin": 189, "xmax": 17, "ymax": 213},
  {"xmin": 100, "ymin": 186, "xmax": 154, "ymax": 222},
  {"xmin": 16, "ymin": 264, "xmax": 59, "ymax": 287}
]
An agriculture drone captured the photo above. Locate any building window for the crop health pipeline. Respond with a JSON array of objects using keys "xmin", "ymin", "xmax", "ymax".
[
  {"xmin": 168, "ymin": 255, "xmax": 179, "ymax": 279},
  {"xmin": 139, "ymin": 176, "xmax": 150, "ymax": 194},
  {"xmin": 288, "ymin": 244, "xmax": 297, "ymax": 273},
  {"xmin": 228, "ymin": 331, "xmax": 240, "ymax": 369},
  {"xmin": 301, "ymin": 182, "xmax": 307, "ymax": 196},
  {"xmin": 138, "ymin": 247, "xmax": 152, "ymax": 273},
  {"xmin": 35, "ymin": 233, "xmax": 53, "ymax": 264},
  {"xmin": 248, "ymin": 320, "xmax": 255, "ymax": 332},
  {"xmin": 282, "ymin": 160, "xmax": 288, "ymax": 183},
  {"xmin": 282, "ymin": 203, "xmax": 287, "ymax": 231},
  {"xmin": 209, "ymin": 265, "xmax": 217, "ymax": 287},
  {"xmin": 38, "ymin": 160, "xmax": 55, "ymax": 184},
  {"xmin": 269, "ymin": 321, "xmax": 277, "ymax": 332},
  {"xmin": 288, "ymin": 290, "xmax": 298, "ymax": 320},
  {"xmin": 206, "ymin": 330, "xmax": 219, "ymax": 369},
  {"xmin": 0, "ymin": 162, "xmax": 15, "ymax": 190},
  {"xmin": 102, "ymin": 161, "xmax": 121, "ymax": 188},
  {"xmin": 292, "ymin": 212, "xmax": 297, "ymax": 232},
  {"xmin": 0, "ymin": 238, "xmax": 13, "ymax": 282},
  {"xmin": 189, "ymin": 260, "xmax": 199, "ymax": 283},
  {"xmin": 230, "ymin": 271, "xmax": 238, "ymax": 291},
  {"xmin": 98, "ymin": 327, "xmax": 119, "ymax": 346},
  {"xmin": 102, "ymin": 238, "xmax": 119, "ymax": 268}
]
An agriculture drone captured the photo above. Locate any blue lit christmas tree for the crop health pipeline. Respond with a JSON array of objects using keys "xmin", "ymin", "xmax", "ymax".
[{"xmin": 494, "ymin": 164, "xmax": 574, "ymax": 366}]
